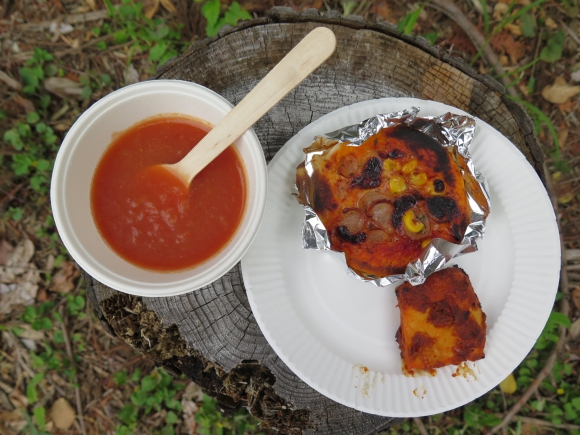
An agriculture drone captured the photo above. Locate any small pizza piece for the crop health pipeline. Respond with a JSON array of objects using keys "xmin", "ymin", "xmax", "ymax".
[
  {"xmin": 295, "ymin": 123, "xmax": 470, "ymax": 278},
  {"xmin": 395, "ymin": 267, "xmax": 486, "ymax": 374}
]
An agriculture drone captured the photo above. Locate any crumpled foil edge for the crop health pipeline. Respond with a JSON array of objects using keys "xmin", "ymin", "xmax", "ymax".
[{"xmin": 299, "ymin": 107, "xmax": 491, "ymax": 286}]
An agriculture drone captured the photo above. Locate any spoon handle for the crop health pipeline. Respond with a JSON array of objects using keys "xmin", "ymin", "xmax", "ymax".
[{"xmin": 173, "ymin": 27, "xmax": 337, "ymax": 184}]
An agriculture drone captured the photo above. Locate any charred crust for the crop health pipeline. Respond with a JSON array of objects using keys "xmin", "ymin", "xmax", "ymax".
[
  {"xmin": 392, "ymin": 195, "xmax": 418, "ymax": 228},
  {"xmin": 337, "ymin": 225, "xmax": 367, "ymax": 244},
  {"xmin": 452, "ymin": 223, "xmax": 463, "ymax": 242},
  {"xmin": 351, "ymin": 157, "xmax": 382, "ymax": 189},
  {"xmin": 378, "ymin": 148, "xmax": 405, "ymax": 159},
  {"xmin": 312, "ymin": 173, "xmax": 338, "ymax": 213},
  {"xmin": 387, "ymin": 124, "xmax": 452, "ymax": 178},
  {"xmin": 426, "ymin": 196, "xmax": 458, "ymax": 222}
]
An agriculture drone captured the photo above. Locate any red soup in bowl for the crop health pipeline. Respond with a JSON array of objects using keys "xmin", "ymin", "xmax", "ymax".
[{"xmin": 90, "ymin": 114, "xmax": 247, "ymax": 272}]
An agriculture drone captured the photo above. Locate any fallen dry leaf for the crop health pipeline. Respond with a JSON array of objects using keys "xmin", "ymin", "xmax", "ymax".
[
  {"xmin": 49, "ymin": 262, "xmax": 80, "ymax": 293},
  {"xmin": 15, "ymin": 95, "xmax": 35, "ymax": 113},
  {"xmin": 145, "ymin": 0, "xmax": 160, "ymax": 19},
  {"xmin": 8, "ymin": 387, "xmax": 28, "ymax": 408},
  {"xmin": 545, "ymin": 17, "xmax": 558, "ymax": 29},
  {"xmin": 124, "ymin": 63, "xmax": 140, "ymax": 85},
  {"xmin": 2, "ymin": 239, "xmax": 35, "ymax": 282},
  {"xmin": 542, "ymin": 76, "xmax": 580, "ymax": 104},
  {"xmin": 0, "ymin": 410, "xmax": 24, "ymax": 422},
  {"xmin": 493, "ymin": 3, "xmax": 509, "ymax": 21},
  {"xmin": 505, "ymin": 23, "xmax": 522, "ymax": 36},
  {"xmin": 0, "ymin": 240, "xmax": 40, "ymax": 314},
  {"xmin": 0, "ymin": 70, "xmax": 22, "ymax": 91},
  {"xmin": 182, "ymin": 400, "xmax": 198, "ymax": 435},
  {"xmin": 499, "ymin": 372, "xmax": 517, "ymax": 394},
  {"xmin": 571, "ymin": 317, "xmax": 580, "ymax": 341},
  {"xmin": 50, "ymin": 398, "xmax": 76, "ymax": 430},
  {"xmin": 160, "ymin": 0, "xmax": 177, "ymax": 14},
  {"xmin": 49, "ymin": 21, "xmax": 74, "ymax": 36},
  {"xmin": 558, "ymin": 128, "xmax": 569, "ymax": 149},
  {"xmin": 572, "ymin": 287, "xmax": 580, "ymax": 311},
  {"xmin": 0, "ymin": 240, "xmax": 14, "ymax": 266},
  {"xmin": 491, "ymin": 32, "xmax": 526, "ymax": 63},
  {"xmin": 44, "ymin": 77, "xmax": 83, "ymax": 100}
]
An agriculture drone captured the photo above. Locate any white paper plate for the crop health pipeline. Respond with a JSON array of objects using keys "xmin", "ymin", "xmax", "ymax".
[{"xmin": 241, "ymin": 98, "xmax": 560, "ymax": 417}]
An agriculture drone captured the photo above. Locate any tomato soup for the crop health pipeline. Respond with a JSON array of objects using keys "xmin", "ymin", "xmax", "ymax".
[{"xmin": 90, "ymin": 115, "xmax": 247, "ymax": 272}]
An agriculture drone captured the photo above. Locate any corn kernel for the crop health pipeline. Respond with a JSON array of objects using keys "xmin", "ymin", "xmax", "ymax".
[
  {"xmin": 420, "ymin": 238, "xmax": 432, "ymax": 249},
  {"xmin": 403, "ymin": 210, "xmax": 424, "ymax": 233},
  {"xmin": 410, "ymin": 172, "xmax": 428, "ymax": 186},
  {"xmin": 402, "ymin": 160, "xmax": 418, "ymax": 174},
  {"xmin": 389, "ymin": 176, "xmax": 407, "ymax": 194},
  {"xmin": 383, "ymin": 159, "xmax": 401, "ymax": 173}
]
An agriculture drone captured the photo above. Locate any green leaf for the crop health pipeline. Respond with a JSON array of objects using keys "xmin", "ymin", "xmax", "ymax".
[
  {"xmin": 480, "ymin": 0, "xmax": 490, "ymax": 36},
  {"xmin": 17, "ymin": 122, "xmax": 32, "ymax": 138},
  {"xmin": 201, "ymin": 0, "xmax": 221, "ymax": 28},
  {"xmin": 20, "ymin": 66, "xmax": 43, "ymax": 94},
  {"xmin": 223, "ymin": 2, "xmax": 252, "ymax": 26},
  {"xmin": 532, "ymin": 398, "xmax": 546, "ymax": 412},
  {"xmin": 29, "ymin": 47, "xmax": 53, "ymax": 64},
  {"xmin": 520, "ymin": 13, "xmax": 535, "ymax": 38},
  {"xmin": 422, "ymin": 32, "xmax": 438, "ymax": 46},
  {"xmin": 52, "ymin": 311, "xmax": 63, "ymax": 323},
  {"xmin": 36, "ymin": 159, "xmax": 51, "ymax": 171},
  {"xmin": 30, "ymin": 174, "xmax": 46, "ymax": 192},
  {"xmin": 26, "ymin": 372, "xmax": 45, "ymax": 404},
  {"xmin": 114, "ymin": 30, "xmax": 129, "ymax": 44},
  {"xmin": 27, "ymin": 112, "xmax": 40, "ymax": 124},
  {"xmin": 130, "ymin": 389, "xmax": 147, "ymax": 406},
  {"xmin": 166, "ymin": 411, "xmax": 178, "ymax": 424},
  {"xmin": 149, "ymin": 43, "xmax": 167, "ymax": 61},
  {"xmin": 165, "ymin": 398, "xmax": 181, "ymax": 410},
  {"xmin": 33, "ymin": 406, "xmax": 46, "ymax": 431},
  {"xmin": 3, "ymin": 130, "xmax": 23, "ymax": 150},
  {"xmin": 549, "ymin": 311, "xmax": 571, "ymax": 329},
  {"xmin": 33, "ymin": 317, "xmax": 53, "ymax": 331},
  {"xmin": 81, "ymin": 86, "xmax": 92, "ymax": 100},
  {"xmin": 114, "ymin": 370, "xmax": 128, "ymax": 386},
  {"xmin": 12, "ymin": 154, "xmax": 33, "ymax": 175},
  {"xmin": 159, "ymin": 50, "xmax": 178, "ymax": 66},
  {"xmin": 118, "ymin": 404, "xmax": 138, "ymax": 426},
  {"xmin": 40, "ymin": 94, "xmax": 51, "ymax": 109},
  {"xmin": 141, "ymin": 375, "xmax": 157, "ymax": 392},
  {"xmin": 572, "ymin": 397, "xmax": 580, "ymax": 410},
  {"xmin": 398, "ymin": 4, "xmax": 424, "ymax": 35},
  {"xmin": 53, "ymin": 329, "xmax": 65, "ymax": 343},
  {"xmin": 0, "ymin": 108, "xmax": 7, "ymax": 120},
  {"xmin": 540, "ymin": 31, "xmax": 565, "ymax": 63},
  {"xmin": 151, "ymin": 25, "xmax": 170, "ymax": 41},
  {"xmin": 44, "ymin": 63, "xmax": 58, "ymax": 77},
  {"xmin": 96, "ymin": 41, "xmax": 107, "ymax": 51},
  {"xmin": 12, "ymin": 326, "xmax": 26, "ymax": 336}
]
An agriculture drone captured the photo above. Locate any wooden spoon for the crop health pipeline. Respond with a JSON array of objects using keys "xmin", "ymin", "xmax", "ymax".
[{"xmin": 163, "ymin": 27, "xmax": 337, "ymax": 186}]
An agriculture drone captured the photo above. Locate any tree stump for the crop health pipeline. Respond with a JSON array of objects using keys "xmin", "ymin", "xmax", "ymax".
[{"xmin": 85, "ymin": 7, "xmax": 544, "ymax": 434}]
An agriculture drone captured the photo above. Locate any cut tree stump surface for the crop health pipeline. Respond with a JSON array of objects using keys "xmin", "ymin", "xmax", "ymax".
[{"xmin": 86, "ymin": 7, "xmax": 544, "ymax": 435}]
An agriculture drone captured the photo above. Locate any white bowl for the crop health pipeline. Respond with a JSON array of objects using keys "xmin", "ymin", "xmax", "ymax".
[{"xmin": 51, "ymin": 80, "xmax": 268, "ymax": 297}]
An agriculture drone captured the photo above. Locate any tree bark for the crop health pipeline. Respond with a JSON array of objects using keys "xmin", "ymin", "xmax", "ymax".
[{"xmin": 86, "ymin": 7, "xmax": 544, "ymax": 434}]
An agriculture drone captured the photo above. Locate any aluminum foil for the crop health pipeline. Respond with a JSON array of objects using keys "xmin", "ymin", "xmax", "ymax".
[{"xmin": 297, "ymin": 107, "xmax": 491, "ymax": 286}]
